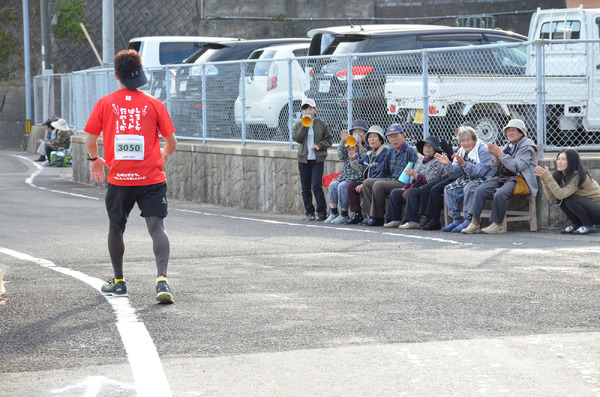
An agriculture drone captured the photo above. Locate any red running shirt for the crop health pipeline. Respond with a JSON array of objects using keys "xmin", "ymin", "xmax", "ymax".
[{"xmin": 85, "ymin": 89, "xmax": 176, "ymax": 186}]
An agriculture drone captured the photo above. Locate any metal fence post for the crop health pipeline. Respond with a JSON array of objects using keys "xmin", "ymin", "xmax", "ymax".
[
  {"xmin": 535, "ymin": 40, "xmax": 545, "ymax": 159},
  {"xmin": 346, "ymin": 55, "xmax": 353, "ymax": 129},
  {"xmin": 201, "ymin": 64, "xmax": 207, "ymax": 144},
  {"xmin": 164, "ymin": 66, "xmax": 172, "ymax": 115},
  {"xmin": 288, "ymin": 57, "xmax": 294, "ymax": 148},
  {"xmin": 240, "ymin": 62, "xmax": 246, "ymax": 146},
  {"xmin": 422, "ymin": 50, "xmax": 429, "ymax": 139}
]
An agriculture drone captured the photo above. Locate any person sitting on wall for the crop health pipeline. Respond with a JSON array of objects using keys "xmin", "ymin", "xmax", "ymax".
[
  {"xmin": 35, "ymin": 117, "xmax": 58, "ymax": 162},
  {"xmin": 359, "ymin": 124, "xmax": 418, "ymax": 227},
  {"xmin": 44, "ymin": 118, "xmax": 72, "ymax": 165}
]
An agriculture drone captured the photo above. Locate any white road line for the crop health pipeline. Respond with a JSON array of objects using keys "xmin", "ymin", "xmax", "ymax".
[
  {"xmin": 15, "ymin": 154, "xmax": 466, "ymax": 246},
  {"xmin": 13, "ymin": 155, "xmax": 101, "ymax": 200},
  {"xmin": 0, "ymin": 248, "xmax": 172, "ymax": 397},
  {"xmin": 175, "ymin": 208, "xmax": 470, "ymax": 246}
]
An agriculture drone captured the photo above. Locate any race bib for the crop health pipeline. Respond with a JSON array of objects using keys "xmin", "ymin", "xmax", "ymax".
[{"xmin": 114, "ymin": 135, "xmax": 145, "ymax": 160}]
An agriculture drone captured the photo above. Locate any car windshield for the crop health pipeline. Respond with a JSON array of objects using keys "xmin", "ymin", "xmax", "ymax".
[{"xmin": 324, "ymin": 36, "xmax": 366, "ymax": 55}]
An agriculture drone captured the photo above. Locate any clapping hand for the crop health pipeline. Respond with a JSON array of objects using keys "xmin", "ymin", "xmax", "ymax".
[
  {"xmin": 434, "ymin": 152, "xmax": 450, "ymax": 165},
  {"xmin": 534, "ymin": 165, "xmax": 549, "ymax": 177}
]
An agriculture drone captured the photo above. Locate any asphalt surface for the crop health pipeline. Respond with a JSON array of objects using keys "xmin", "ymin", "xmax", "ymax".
[{"xmin": 1, "ymin": 149, "xmax": 600, "ymax": 396}]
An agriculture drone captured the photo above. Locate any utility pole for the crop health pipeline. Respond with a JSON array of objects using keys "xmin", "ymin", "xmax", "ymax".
[
  {"xmin": 22, "ymin": 0, "xmax": 31, "ymax": 133},
  {"xmin": 102, "ymin": 0, "xmax": 114, "ymax": 65},
  {"xmin": 40, "ymin": 0, "xmax": 52, "ymax": 72}
]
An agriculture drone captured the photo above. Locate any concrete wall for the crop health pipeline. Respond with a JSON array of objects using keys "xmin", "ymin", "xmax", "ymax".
[
  {"xmin": 0, "ymin": 87, "xmax": 27, "ymax": 150},
  {"xmin": 62, "ymin": 135, "xmax": 600, "ymax": 231}
]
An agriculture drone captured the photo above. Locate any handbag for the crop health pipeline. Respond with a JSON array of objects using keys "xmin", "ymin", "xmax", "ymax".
[
  {"xmin": 48, "ymin": 148, "xmax": 70, "ymax": 167},
  {"xmin": 513, "ymin": 175, "xmax": 530, "ymax": 196}
]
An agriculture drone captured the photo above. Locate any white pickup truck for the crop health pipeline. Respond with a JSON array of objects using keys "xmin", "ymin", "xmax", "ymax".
[{"xmin": 384, "ymin": 6, "xmax": 600, "ymax": 145}]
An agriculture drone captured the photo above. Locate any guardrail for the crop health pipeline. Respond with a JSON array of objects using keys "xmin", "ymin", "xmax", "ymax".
[{"xmin": 34, "ymin": 39, "xmax": 600, "ymax": 156}]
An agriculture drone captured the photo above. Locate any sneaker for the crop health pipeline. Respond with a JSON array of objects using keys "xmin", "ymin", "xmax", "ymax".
[
  {"xmin": 42, "ymin": 160, "xmax": 49, "ymax": 166},
  {"xmin": 306, "ymin": 213, "xmax": 316, "ymax": 221},
  {"xmin": 560, "ymin": 224, "xmax": 579, "ymax": 234},
  {"xmin": 324, "ymin": 212, "xmax": 338, "ymax": 223},
  {"xmin": 442, "ymin": 220, "xmax": 461, "ymax": 232},
  {"xmin": 101, "ymin": 279, "xmax": 128, "ymax": 297},
  {"xmin": 362, "ymin": 217, "xmax": 384, "ymax": 227},
  {"xmin": 346, "ymin": 214, "xmax": 364, "ymax": 225},
  {"xmin": 35, "ymin": 156, "xmax": 46, "ymax": 162},
  {"xmin": 316, "ymin": 213, "xmax": 327, "ymax": 221},
  {"xmin": 573, "ymin": 225, "xmax": 596, "ymax": 235},
  {"xmin": 452, "ymin": 223, "xmax": 469, "ymax": 233},
  {"xmin": 383, "ymin": 220, "xmax": 402, "ymax": 228},
  {"xmin": 331, "ymin": 215, "xmax": 350, "ymax": 224},
  {"xmin": 482, "ymin": 222, "xmax": 506, "ymax": 234},
  {"xmin": 399, "ymin": 221, "xmax": 420, "ymax": 229},
  {"xmin": 156, "ymin": 280, "xmax": 174, "ymax": 304},
  {"xmin": 420, "ymin": 222, "xmax": 441, "ymax": 231}
]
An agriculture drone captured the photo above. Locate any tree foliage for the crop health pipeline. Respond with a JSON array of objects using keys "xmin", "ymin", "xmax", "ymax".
[{"xmin": 52, "ymin": 0, "xmax": 88, "ymax": 42}]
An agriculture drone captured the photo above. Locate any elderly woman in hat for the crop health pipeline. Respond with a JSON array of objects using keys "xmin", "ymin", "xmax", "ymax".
[
  {"xmin": 384, "ymin": 135, "xmax": 445, "ymax": 227},
  {"xmin": 462, "ymin": 119, "xmax": 538, "ymax": 234},
  {"xmin": 435, "ymin": 125, "xmax": 495, "ymax": 232},
  {"xmin": 44, "ymin": 118, "xmax": 72, "ymax": 165},
  {"xmin": 324, "ymin": 120, "xmax": 369, "ymax": 224}
]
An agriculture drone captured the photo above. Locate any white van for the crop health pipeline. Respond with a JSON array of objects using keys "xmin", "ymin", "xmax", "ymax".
[{"xmin": 128, "ymin": 36, "xmax": 237, "ymax": 67}]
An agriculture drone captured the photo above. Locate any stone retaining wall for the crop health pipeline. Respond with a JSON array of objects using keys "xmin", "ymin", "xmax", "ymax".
[{"xmin": 64, "ymin": 135, "xmax": 600, "ymax": 231}]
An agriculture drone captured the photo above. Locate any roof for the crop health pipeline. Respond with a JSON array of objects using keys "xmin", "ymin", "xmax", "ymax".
[
  {"xmin": 307, "ymin": 24, "xmax": 526, "ymax": 38},
  {"xmin": 128, "ymin": 36, "xmax": 238, "ymax": 43}
]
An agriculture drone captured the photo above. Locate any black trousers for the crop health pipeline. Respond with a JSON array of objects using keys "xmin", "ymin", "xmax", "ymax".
[
  {"xmin": 403, "ymin": 176, "xmax": 451, "ymax": 223},
  {"xmin": 298, "ymin": 160, "xmax": 327, "ymax": 216},
  {"xmin": 559, "ymin": 194, "xmax": 600, "ymax": 227}
]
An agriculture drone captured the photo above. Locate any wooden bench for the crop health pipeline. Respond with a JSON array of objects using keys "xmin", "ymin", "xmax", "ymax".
[{"xmin": 444, "ymin": 196, "xmax": 537, "ymax": 232}]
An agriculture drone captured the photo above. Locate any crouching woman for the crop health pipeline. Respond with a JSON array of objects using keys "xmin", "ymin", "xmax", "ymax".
[{"xmin": 535, "ymin": 148, "xmax": 600, "ymax": 234}]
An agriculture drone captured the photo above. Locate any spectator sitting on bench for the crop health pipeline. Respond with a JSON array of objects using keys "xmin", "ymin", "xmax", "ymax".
[
  {"xmin": 324, "ymin": 120, "xmax": 368, "ymax": 224},
  {"xmin": 346, "ymin": 125, "xmax": 388, "ymax": 224},
  {"xmin": 384, "ymin": 135, "xmax": 445, "ymax": 228},
  {"xmin": 462, "ymin": 119, "xmax": 538, "ymax": 234},
  {"xmin": 359, "ymin": 124, "xmax": 418, "ymax": 227},
  {"xmin": 535, "ymin": 148, "xmax": 600, "ymax": 235},
  {"xmin": 35, "ymin": 117, "xmax": 58, "ymax": 162},
  {"xmin": 438, "ymin": 125, "xmax": 495, "ymax": 233}
]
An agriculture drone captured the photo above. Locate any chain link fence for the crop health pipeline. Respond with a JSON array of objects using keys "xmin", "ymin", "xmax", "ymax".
[{"xmin": 34, "ymin": 39, "xmax": 600, "ymax": 156}]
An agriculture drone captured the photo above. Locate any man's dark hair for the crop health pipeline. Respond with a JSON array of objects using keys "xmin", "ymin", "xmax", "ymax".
[{"xmin": 114, "ymin": 49, "xmax": 142, "ymax": 73}]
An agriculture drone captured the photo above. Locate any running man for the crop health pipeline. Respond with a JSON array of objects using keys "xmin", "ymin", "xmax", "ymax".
[{"xmin": 84, "ymin": 49, "xmax": 178, "ymax": 303}]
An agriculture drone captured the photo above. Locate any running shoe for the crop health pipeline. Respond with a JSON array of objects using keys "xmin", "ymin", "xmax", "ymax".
[
  {"xmin": 101, "ymin": 279, "xmax": 128, "ymax": 297},
  {"xmin": 156, "ymin": 280, "xmax": 174, "ymax": 304}
]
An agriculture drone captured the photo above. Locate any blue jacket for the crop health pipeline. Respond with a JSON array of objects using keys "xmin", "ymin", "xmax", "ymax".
[{"xmin": 351, "ymin": 145, "xmax": 389, "ymax": 179}]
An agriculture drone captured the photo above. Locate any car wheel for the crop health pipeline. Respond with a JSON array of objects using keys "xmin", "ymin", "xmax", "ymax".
[{"xmin": 473, "ymin": 115, "xmax": 506, "ymax": 144}]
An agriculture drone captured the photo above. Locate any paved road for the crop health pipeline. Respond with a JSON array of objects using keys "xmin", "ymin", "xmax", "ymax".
[{"xmin": 1, "ymin": 150, "xmax": 600, "ymax": 396}]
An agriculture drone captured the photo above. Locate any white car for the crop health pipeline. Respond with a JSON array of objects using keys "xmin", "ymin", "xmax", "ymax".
[{"xmin": 234, "ymin": 43, "xmax": 310, "ymax": 136}]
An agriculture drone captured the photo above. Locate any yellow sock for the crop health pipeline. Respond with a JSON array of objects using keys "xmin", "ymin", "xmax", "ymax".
[
  {"xmin": 156, "ymin": 276, "xmax": 167, "ymax": 285},
  {"xmin": 114, "ymin": 278, "xmax": 124, "ymax": 284}
]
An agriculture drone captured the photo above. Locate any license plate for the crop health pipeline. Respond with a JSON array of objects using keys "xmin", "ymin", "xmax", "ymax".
[
  {"xmin": 413, "ymin": 109, "xmax": 424, "ymax": 124},
  {"xmin": 318, "ymin": 80, "xmax": 331, "ymax": 93},
  {"xmin": 179, "ymin": 80, "xmax": 187, "ymax": 92}
]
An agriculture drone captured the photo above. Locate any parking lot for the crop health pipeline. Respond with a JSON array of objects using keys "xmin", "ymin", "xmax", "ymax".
[{"xmin": 2, "ymin": 151, "xmax": 600, "ymax": 396}]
